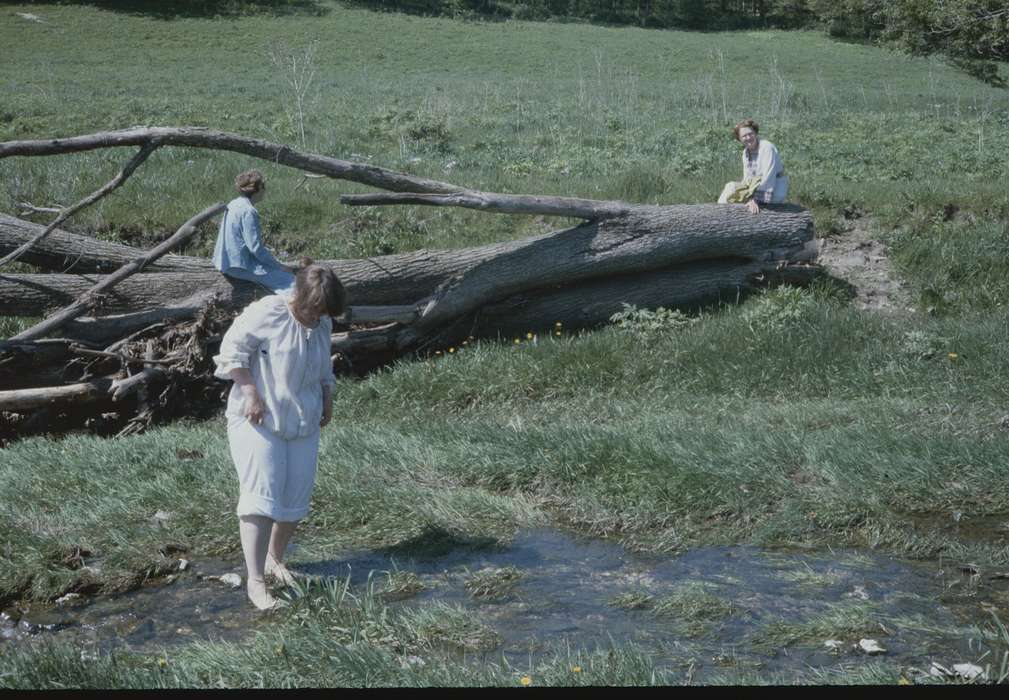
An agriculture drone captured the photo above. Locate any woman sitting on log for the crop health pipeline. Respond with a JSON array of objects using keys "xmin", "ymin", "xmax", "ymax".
[
  {"xmin": 213, "ymin": 259, "xmax": 347, "ymax": 610},
  {"xmin": 212, "ymin": 169, "xmax": 296, "ymax": 293},
  {"xmin": 718, "ymin": 118, "xmax": 789, "ymax": 214}
]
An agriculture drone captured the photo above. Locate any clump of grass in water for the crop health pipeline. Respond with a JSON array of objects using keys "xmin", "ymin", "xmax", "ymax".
[
  {"xmin": 748, "ymin": 601, "xmax": 882, "ymax": 654},
  {"xmin": 378, "ymin": 570, "xmax": 426, "ymax": 602},
  {"xmin": 652, "ymin": 582, "xmax": 735, "ymax": 638},
  {"xmin": 608, "ymin": 590, "xmax": 654, "ymax": 610},
  {"xmin": 463, "ymin": 566, "xmax": 523, "ymax": 601},
  {"xmin": 778, "ymin": 562, "xmax": 844, "ymax": 589}
]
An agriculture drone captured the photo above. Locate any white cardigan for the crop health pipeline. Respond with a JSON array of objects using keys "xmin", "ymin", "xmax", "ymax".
[{"xmin": 213, "ymin": 295, "xmax": 336, "ymax": 439}]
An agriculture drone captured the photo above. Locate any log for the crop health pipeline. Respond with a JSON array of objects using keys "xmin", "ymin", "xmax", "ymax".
[
  {"xmin": 0, "ymin": 273, "xmax": 260, "ymax": 316},
  {"xmin": 11, "ymin": 203, "xmax": 226, "ymax": 341},
  {"xmin": 0, "ymin": 213, "xmax": 213, "ymax": 273},
  {"xmin": 398, "ymin": 204, "xmax": 812, "ymax": 347},
  {"xmin": 2, "ymin": 205, "xmax": 813, "ymax": 321},
  {"xmin": 0, "ymin": 142, "xmax": 159, "ymax": 269},
  {"xmin": 0, "ymin": 212, "xmax": 564, "ymax": 305},
  {"xmin": 0, "ymin": 377, "xmax": 115, "ymax": 411}
]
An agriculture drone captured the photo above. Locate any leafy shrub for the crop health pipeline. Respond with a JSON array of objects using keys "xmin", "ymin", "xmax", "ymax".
[
  {"xmin": 741, "ymin": 286, "xmax": 816, "ymax": 332},
  {"xmin": 609, "ymin": 304, "xmax": 696, "ymax": 337}
]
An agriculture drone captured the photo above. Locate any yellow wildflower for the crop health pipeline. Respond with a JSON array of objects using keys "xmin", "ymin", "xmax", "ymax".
[
  {"xmin": 948, "ymin": 352, "xmax": 958, "ymax": 360},
  {"xmin": 572, "ymin": 666, "xmax": 582, "ymax": 673},
  {"xmin": 554, "ymin": 321, "xmax": 563, "ymax": 328},
  {"xmin": 448, "ymin": 347, "xmax": 455, "ymax": 353},
  {"xmin": 157, "ymin": 657, "xmax": 168, "ymax": 668},
  {"xmin": 513, "ymin": 338, "xmax": 521, "ymax": 345},
  {"xmin": 520, "ymin": 676, "xmax": 532, "ymax": 686},
  {"xmin": 526, "ymin": 332, "xmax": 534, "ymax": 340},
  {"xmin": 898, "ymin": 678, "xmax": 911, "ymax": 686}
]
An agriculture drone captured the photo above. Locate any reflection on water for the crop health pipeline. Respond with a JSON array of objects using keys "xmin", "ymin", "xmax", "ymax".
[{"xmin": 3, "ymin": 529, "xmax": 1006, "ymax": 680}]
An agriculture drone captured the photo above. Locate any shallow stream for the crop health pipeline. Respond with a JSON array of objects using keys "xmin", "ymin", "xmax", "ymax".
[{"xmin": 4, "ymin": 528, "xmax": 1008, "ymax": 682}]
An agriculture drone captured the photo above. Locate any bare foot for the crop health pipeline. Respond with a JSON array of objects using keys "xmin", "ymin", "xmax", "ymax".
[
  {"xmin": 266, "ymin": 554, "xmax": 298, "ymax": 587},
  {"xmin": 247, "ymin": 576, "xmax": 279, "ymax": 611}
]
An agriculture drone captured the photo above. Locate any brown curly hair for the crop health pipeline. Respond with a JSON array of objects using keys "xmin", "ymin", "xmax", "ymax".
[
  {"xmin": 235, "ymin": 169, "xmax": 265, "ymax": 196},
  {"xmin": 732, "ymin": 118, "xmax": 759, "ymax": 142}
]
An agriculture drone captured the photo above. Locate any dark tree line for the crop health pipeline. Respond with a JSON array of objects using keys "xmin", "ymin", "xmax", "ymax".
[
  {"xmin": 353, "ymin": 0, "xmax": 1008, "ymax": 83},
  {"xmin": 13, "ymin": 0, "xmax": 1008, "ymax": 78}
]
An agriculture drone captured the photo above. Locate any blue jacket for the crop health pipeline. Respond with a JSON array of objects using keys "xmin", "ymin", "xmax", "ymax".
[{"xmin": 212, "ymin": 196, "xmax": 284, "ymax": 274}]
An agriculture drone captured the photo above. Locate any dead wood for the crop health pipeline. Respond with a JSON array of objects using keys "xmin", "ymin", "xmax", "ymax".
[
  {"xmin": 0, "ymin": 213, "xmax": 213, "ymax": 273},
  {"xmin": 0, "ymin": 127, "xmax": 627, "ymax": 220},
  {"xmin": 0, "ymin": 142, "xmax": 159, "ymax": 269},
  {"xmin": 0, "ymin": 377, "xmax": 115, "ymax": 412},
  {"xmin": 11, "ymin": 203, "xmax": 226, "ymax": 341},
  {"xmin": 397, "ymin": 204, "xmax": 812, "ymax": 348},
  {"xmin": 0, "ymin": 126, "xmax": 821, "ymax": 439}
]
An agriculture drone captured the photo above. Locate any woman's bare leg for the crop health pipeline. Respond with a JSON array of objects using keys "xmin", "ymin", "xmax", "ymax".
[
  {"xmin": 239, "ymin": 514, "xmax": 278, "ymax": 610},
  {"xmin": 266, "ymin": 520, "xmax": 298, "ymax": 585}
]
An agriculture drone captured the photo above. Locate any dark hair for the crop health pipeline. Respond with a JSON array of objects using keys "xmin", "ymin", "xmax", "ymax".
[
  {"xmin": 291, "ymin": 258, "xmax": 347, "ymax": 319},
  {"xmin": 732, "ymin": 118, "xmax": 759, "ymax": 142},
  {"xmin": 235, "ymin": 169, "xmax": 265, "ymax": 196}
]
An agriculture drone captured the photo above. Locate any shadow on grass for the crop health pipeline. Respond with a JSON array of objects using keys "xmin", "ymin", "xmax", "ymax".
[
  {"xmin": 377, "ymin": 524, "xmax": 500, "ymax": 559},
  {"xmin": 3, "ymin": 0, "xmax": 330, "ymax": 19}
]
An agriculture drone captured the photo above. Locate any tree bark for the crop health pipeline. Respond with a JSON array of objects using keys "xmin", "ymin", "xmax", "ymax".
[
  {"xmin": 3, "ymin": 205, "xmax": 813, "ymax": 322},
  {"xmin": 398, "ymin": 203, "xmax": 812, "ymax": 347},
  {"xmin": 0, "ymin": 213, "xmax": 213, "ymax": 273},
  {"xmin": 12, "ymin": 203, "xmax": 226, "ymax": 341},
  {"xmin": 468, "ymin": 259, "xmax": 819, "ymax": 338},
  {"xmin": 0, "ymin": 273, "xmax": 260, "ymax": 316},
  {"xmin": 0, "ymin": 377, "xmax": 115, "ymax": 412}
]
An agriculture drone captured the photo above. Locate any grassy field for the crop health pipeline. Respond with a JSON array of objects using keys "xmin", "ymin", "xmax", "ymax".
[{"xmin": 2, "ymin": 0, "xmax": 1009, "ymax": 687}]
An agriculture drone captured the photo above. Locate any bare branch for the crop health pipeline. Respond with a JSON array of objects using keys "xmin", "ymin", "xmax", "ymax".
[
  {"xmin": 11, "ymin": 202, "xmax": 225, "ymax": 341},
  {"xmin": 0, "ymin": 141, "xmax": 160, "ymax": 269},
  {"xmin": 0, "ymin": 126, "xmax": 629, "ymax": 220},
  {"xmin": 69, "ymin": 344, "xmax": 176, "ymax": 365},
  {"xmin": 340, "ymin": 191, "xmax": 630, "ymax": 220},
  {"xmin": 16, "ymin": 201, "xmax": 64, "ymax": 215}
]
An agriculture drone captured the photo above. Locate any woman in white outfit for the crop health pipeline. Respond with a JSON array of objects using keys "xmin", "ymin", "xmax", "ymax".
[
  {"xmin": 213, "ymin": 259, "xmax": 347, "ymax": 610},
  {"xmin": 718, "ymin": 118, "xmax": 789, "ymax": 214}
]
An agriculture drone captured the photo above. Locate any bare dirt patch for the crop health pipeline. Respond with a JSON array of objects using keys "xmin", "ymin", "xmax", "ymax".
[{"xmin": 815, "ymin": 209, "xmax": 912, "ymax": 312}]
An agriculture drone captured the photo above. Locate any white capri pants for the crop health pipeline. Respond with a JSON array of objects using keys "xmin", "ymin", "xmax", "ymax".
[{"xmin": 227, "ymin": 415, "xmax": 321, "ymax": 522}]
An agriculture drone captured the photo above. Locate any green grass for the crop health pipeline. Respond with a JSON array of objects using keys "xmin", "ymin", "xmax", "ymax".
[
  {"xmin": 652, "ymin": 582, "xmax": 735, "ymax": 638},
  {"xmin": 463, "ymin": 565, "xmax": 523, "ymax": 600},
  {"xmin": 748, "ymin": 601, "xmax": 882, "ymax": 654},
  {"xmin": 1, "ymin": 2, "xmax": 1007, "ymax": 260}
]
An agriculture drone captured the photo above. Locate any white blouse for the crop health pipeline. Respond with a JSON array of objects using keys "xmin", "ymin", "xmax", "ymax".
[
  {"xmin": 742, "ymin": 139, "xmax": 788, "ymax": 204},
  {"xmin": 213, "ymin": 295, "xmax": 336, "ymax": 439}
]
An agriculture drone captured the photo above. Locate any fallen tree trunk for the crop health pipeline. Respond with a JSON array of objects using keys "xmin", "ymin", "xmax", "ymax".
[
  {"xmin": 0, "ymin": 213, "xmax": 213, "ymax": 273},
  {"xmin": 3, "ymin": 205, "xmax": 812, "ymax": 318},
  {"xmin": 0, "ymin": 377, "xmax": 115, "ymax": 412},
  {"xmin": 1, "ymin": 125, "xmax": 821, "ymax": 440},
  {"xmin": 12, "ymin": 203, "xmax": 226, "ymax": 341}
]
